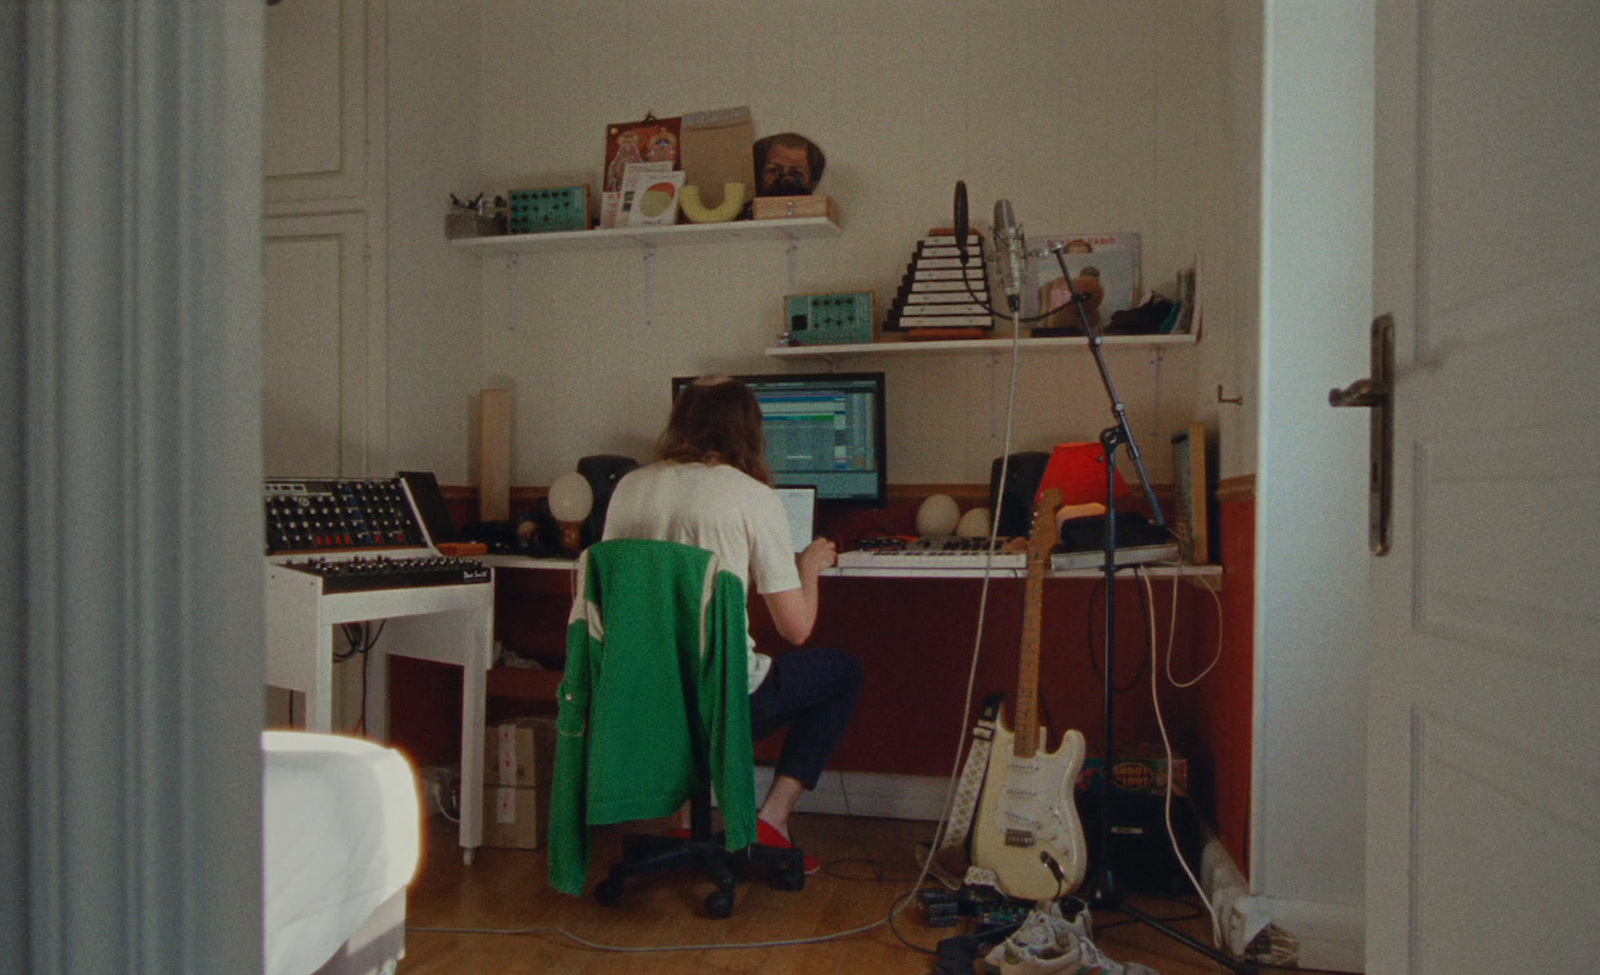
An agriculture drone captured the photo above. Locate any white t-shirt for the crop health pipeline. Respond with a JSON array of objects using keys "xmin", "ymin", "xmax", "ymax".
[{"xmin": 602, "ymin": 461, "xmax": 802, "ymax": 692}]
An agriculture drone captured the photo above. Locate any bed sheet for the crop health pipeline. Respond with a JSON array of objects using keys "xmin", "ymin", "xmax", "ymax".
[{"xmin": 263, "ymin": 731, "xmax": 421, "ymax": 975}]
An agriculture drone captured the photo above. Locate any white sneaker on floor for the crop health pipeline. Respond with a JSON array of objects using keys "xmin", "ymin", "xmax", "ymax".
[
  {"xmin": 981, "ymin": 902, "xmax": 1161, "ymax": 975},
  {"xmin": 979, "ymin": 901, "xmax": 1071, "ymax": 974}
]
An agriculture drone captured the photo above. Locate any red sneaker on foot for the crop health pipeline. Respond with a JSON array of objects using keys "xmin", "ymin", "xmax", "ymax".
[{"xmin": 758, "ymin": 818, "xmax": 821, "ymax": 875}]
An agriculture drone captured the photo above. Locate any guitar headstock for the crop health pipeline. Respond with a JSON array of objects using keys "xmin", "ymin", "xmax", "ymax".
[{"xmin": 1028, "ymin": 487, "xmax": 1064, "ymax": 564}]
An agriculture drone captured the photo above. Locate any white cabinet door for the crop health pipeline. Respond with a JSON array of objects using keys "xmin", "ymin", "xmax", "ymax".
[
  {"xmin": 262, "ymin": 212, "xmax": 377, "ymax": 479},
  {"xmin": 261, "ymin": 0, "xmax": 386, "ymax": 482},
  {"xmin": 264, "ymin": 0, "xmax": 371, "ymax": 206}
]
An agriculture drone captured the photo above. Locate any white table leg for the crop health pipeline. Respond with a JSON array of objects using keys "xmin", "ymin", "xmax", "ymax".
[{"xmin": 456, "ymin": 612, "xmax": 489, "ymax": 861}]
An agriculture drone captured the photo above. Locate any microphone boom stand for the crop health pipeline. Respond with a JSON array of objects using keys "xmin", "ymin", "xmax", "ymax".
[{"xmin": 1046, "ymin": 244, "xmax": 1252, "ymax": 974}]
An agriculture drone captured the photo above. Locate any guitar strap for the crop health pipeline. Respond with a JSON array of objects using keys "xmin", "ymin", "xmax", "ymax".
[{"xmin": 923, "ymin": 693, "xmax": 1005, "ymax": 890}]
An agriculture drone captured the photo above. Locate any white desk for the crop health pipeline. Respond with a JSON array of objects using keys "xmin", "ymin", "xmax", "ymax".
[
  {"xmin": 483, "ymin": 549, "xmax": 1222, "ymax": 586},
  {"xmin": 478, "ymin": 554, "xmax": 580, "ymax": 573},
  {"xmin": 265, "ymin": 555, "xmax": 495, "ymax": 864}
]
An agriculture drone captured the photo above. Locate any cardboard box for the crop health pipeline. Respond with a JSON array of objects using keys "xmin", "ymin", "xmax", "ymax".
[
  {"xmin": 1076, "ymin": 753, "xmax": 1189, "ymax": 797},
  {"xmin": 485, "ymin": 716, "xmax": 556, "ymax": 787},
  {"xmin": 752, "ymin": 194, "xmax": 839, "ymax": 224},
  {"xmin": 481, "ymin": 784, "xmax": 546, "ymax": 849}
]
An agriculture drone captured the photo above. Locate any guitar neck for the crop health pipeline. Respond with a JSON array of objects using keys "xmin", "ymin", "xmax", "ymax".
[
  {"xmin": 1011, "ymin": 486, "xmax": 1061, "ymax": 763},
  {"xmin": 1013, "ymin": 563, "xmax": 1046, "ymax": 759}
]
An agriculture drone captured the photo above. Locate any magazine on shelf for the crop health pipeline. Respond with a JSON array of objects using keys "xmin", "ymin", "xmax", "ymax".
[{"xmin": 1024, "ymin": 232, "xmax": 1141, "ymax": 331}]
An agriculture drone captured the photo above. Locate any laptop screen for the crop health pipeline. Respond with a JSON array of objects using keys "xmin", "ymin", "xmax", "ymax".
[{"xmin": 774, "ymin": 486, "xmax": 818, "ymax": 553}]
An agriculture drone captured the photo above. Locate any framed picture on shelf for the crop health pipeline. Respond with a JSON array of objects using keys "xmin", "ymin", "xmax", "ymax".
[{"xmin": 600, "ymin": 115, "xmax": 682, "ymax": 228}]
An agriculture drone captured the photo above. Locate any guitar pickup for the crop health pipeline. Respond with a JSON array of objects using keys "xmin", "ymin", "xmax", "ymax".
[{"xmin": 1004, "ymin": 829, "xmax": 1037, "ymax": 847}]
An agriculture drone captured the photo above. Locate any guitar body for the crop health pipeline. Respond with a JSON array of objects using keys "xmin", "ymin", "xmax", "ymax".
[{"xmin": 971, "ymin": 717, "xmax": 1088, "ymax": 901}]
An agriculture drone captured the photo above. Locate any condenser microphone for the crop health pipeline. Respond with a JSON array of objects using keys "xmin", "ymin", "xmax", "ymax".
[
  {"xmin": 953, "ymin": 181, "xmax": 970, "ymax": 265},
  {"xmin": 993, "ymin": 199, "xmax": 1027, "ymax": 312}
]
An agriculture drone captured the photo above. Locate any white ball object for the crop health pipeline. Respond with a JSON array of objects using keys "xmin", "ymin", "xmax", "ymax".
[
  {"xmin": 916, "ymin": 493, "xmax": 961, "ymax": 537},
  {"xmin": 956, "ymin": 507, "xmax": 993, "ymax": 539},
  {"xmin": 547, "ymin": 471, "xmax": 594, "ymax": 523}
]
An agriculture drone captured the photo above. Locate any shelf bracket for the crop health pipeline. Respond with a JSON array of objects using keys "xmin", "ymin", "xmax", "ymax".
[
  {"xmin": 505, "ymin": 253, "xmax": 520, "ymax": 333},
  {"xmin": 786, "ymin": 238, "xmax": 800, "ymax": 294},
  {"xmin": 642, "ymin": 246, "xmax": 657, "ymax": 330},
  {"xmin": 987, "ymin": 352, "xmax": 1004, "ymax": 439}
]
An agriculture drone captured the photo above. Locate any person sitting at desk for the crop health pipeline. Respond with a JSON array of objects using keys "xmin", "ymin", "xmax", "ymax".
[{"xmin": 602, "ymin": 375, "xmax": 863, "ymax": 873}]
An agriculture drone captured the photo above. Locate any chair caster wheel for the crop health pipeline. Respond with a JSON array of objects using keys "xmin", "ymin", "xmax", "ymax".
[
  {"xmin": 594, "ymin": 877, "xmax": 625, "ymax": 907},
  {"xmin": 771, "ymin": 865, "xmax": 807, "ymax": 891},
  {"xmin": 704, "ymin": 889, "xmax": 735, "ymax": 919}
]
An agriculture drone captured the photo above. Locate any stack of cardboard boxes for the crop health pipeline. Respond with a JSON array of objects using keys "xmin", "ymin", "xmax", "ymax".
[{"xmin": 481, "ymin": 715, "xmax": 557, "ymax": 849}]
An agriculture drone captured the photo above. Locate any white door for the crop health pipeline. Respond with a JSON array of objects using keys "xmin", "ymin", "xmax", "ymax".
[{"xmin": 1366, "ymin": 2, "xmax": 1600, "ymax": 971}]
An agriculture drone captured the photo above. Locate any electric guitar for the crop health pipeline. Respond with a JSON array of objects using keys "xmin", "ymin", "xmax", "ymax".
[{"xmin": 971, "ymin": 487, "xmax": 1089, "ymax": 900}]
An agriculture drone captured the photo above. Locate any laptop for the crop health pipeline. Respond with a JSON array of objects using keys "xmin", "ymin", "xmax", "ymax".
[{"xmin": 774, "ymin": 486, "xmax": 818, "ymax": 553}]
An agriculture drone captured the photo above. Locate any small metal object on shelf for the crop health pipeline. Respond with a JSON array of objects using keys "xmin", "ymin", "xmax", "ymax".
[{"xmin": 446, "ymin": 192, "xmax": 508, "ymax": 238}]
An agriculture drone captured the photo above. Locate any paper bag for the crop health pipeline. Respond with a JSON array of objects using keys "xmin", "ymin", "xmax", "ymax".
[{"xmin": 679, "ymin": 106, "xmax": 755, "ymax": 211}]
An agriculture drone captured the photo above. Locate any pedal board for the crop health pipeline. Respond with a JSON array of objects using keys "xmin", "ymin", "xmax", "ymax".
[{"xmin": 918, "ymin": 885, "xmax": 1037, "ymax": 929}]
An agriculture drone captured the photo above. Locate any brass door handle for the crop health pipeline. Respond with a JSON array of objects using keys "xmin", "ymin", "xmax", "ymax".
[{"xmin": 1329, "ymin": 314, "xmax": 1394, "ymax": 556}]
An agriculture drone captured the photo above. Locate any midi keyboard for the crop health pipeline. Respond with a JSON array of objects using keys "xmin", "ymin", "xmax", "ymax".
[
  {"xmin": 274, "ymin": 554, "xmax": 493, "ymax": 593},
  {"xmin": 834, "ymin": 542, "xmax": 1180, "ymax": 573},
  {"xmin": 836, "ymin": 548, "xmax": 1026, "ymax": 570}
]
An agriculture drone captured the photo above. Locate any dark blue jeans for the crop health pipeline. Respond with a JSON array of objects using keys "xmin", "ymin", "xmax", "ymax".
[{"xmin": 748, "ymin": 647, "xmax": 863, "ymax": 790}]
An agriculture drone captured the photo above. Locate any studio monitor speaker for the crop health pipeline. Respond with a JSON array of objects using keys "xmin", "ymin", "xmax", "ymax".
[
  {"xmin": 989, "ymin": 451, "xmax": 1052, "ymax": 538},
  {"xmin": 576, "ymin": 454, "xmax": 639, "ymax": 546}
]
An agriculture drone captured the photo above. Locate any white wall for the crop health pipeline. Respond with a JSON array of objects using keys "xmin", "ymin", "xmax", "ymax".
[
  {"xmin": 380, "ymin": 0, "xmax": 1259, "ymax": 489},
  {"xmin": 385, "ymin": 2, "xmax": 487, "ymax": 478}
]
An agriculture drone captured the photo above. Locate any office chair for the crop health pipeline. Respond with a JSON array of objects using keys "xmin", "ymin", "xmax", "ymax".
[{"xmin": 547, "ymin": 539, "xmax": 806, "ymax": 918}]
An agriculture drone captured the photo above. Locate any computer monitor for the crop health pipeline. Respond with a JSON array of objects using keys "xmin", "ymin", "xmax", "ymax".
[{"xmin": 671, "ymin": 372, "xmax": 888, "ymax": 507}]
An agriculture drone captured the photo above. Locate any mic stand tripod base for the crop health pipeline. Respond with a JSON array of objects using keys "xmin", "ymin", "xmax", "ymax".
[
  {"xmin": 1084, "ymin": 864, "xmax": 1256, "ymax": 974},
  {"xmin": 1085, "ymin": 425, "xmax": 1255, "ymax": 975}
]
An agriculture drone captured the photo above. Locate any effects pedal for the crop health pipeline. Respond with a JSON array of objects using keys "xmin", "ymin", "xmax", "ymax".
[{"xmin": 917, "ymin": 884, "xmax": 1036, "ymax": 930}]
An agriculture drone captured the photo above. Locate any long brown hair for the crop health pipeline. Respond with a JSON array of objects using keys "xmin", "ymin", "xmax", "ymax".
[{"xmin": 656, "ymin": 375, "xmax": 773, "ymax": 484}]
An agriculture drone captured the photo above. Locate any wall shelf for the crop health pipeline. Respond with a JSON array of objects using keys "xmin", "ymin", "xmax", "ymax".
[
  {"xmin": 766, "ymin": 331, "xmax": 1199, "ymax": 360},
  {"xmin": 449, "ymin": 216, "xmax": 840, "ymax": 253}
]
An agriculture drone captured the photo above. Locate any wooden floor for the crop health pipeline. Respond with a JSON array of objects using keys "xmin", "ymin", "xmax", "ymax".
[{"xmin": 401, "ymin": 813, "xmax": 1349, "ymax": 975}]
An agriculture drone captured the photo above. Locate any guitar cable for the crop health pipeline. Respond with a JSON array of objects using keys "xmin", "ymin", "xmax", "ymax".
[
  {"xmin": 1137, "ymin": 567, "xmax": 1224, "ymax": 945},
  {"xmin": 891, "ymin": 294, "xmax": 1034, "ymax": 955}
]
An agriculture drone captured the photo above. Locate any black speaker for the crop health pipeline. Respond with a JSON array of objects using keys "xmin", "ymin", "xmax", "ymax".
[
  {"xmin": 1074, "ymin": 791, "xmax": 1205, "ymax": 899},
  {"xmin": 576, "ymin": 454, "xmax": 639, "ymax": 546},
  {"xmin": 989, "ymin": 451, "xmax": 1051, "ymax": 538}
]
